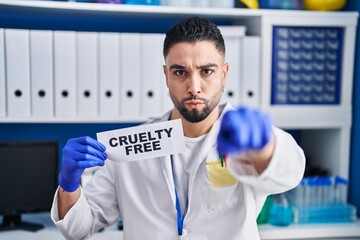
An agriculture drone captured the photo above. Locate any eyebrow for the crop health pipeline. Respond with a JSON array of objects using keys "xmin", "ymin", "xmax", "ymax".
[{"xmin": 169, "ymin": 63, "xmax": 218, "ymax": 70}]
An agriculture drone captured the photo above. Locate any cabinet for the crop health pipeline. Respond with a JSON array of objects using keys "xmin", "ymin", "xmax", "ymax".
[{"xmin": 0, "ymin": 0, "xmax": 359, "ymax": 239}]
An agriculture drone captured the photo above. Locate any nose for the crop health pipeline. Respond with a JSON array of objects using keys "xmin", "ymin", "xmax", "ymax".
[{"xmin": 187, "ymin": 74, "xmax": 201, "ymax": 96}]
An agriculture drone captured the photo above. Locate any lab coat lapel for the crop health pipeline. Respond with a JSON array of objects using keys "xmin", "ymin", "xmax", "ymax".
[
  {"xmin": 160, "ymin": 155, "xmax": 176, "ymax": 206},
  {"xmin": 157, "ymin": 110, "xmax": 177, "ymax": 208}
]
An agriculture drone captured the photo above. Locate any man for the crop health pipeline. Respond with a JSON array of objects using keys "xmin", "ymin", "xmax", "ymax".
[{"xmin": 51, "ymin": 17, "xmax": 305, "ymax": 239}]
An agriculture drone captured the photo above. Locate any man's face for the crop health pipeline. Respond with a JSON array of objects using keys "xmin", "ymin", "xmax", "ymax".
[{"xmin": 163, "ymin": 41, "xmax": 228, "ymax": 123}]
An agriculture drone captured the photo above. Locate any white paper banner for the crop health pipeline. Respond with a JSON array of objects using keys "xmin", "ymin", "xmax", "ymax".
[{"xmin": 96, "ymin": 119, "xmax": 185, "ymax": 162}]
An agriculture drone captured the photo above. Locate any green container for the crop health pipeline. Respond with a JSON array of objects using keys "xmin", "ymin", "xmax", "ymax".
[{"xmin": 257, "ymin": 195, "xmax": 273, "ymax": 224}]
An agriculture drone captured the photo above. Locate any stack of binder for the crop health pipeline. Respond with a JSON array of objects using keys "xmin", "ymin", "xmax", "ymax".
[
  {"xmin": 0, "ymin": 26, "xmax": 260, "ymax": 121},
  {"xmin": 219, "ymin": 26, "xmax": 260, "ymax": 109}
]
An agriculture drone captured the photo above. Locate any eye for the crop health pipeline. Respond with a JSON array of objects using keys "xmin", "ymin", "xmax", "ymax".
[
  {"xmin": 174, "ymin": 70, "xmax": 187, "ymax": 77},
  {"xmin": 202, "ymin": 69, "xmax": 214, "ymax": 76}
]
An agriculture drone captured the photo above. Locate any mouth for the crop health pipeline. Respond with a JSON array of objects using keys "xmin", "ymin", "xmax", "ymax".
[{"xmin": 185, "ymin": 100, "xmax": 204, "ymax": 109}]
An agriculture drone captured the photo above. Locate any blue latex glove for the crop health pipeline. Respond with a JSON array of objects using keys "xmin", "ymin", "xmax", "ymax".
[
  {"xmin": 58, "ymin": 136, "xmax": 107, "ymax": 192},
  {"xmin": 217, "ymin": 107, "xmax": 273, "ymax": 155}
]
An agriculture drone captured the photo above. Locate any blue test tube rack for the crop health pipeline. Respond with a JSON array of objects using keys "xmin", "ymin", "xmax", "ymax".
[{"xmin": 289, "ymin": 176, "xmax": 357, "ymax": 224}]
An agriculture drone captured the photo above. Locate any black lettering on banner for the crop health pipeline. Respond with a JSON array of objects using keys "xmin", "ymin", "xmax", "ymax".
[
  {"xmin": 109, "ymin": 137, "xmax": 118, "ymax": 147},
  {"xmin": 143, "ymin": 142, "xmax": 152, "ymax": 152},
  {"xmin": 163, "ymin": 128, "xmax": 173, "ymax": 138},
  {"xmin": 147, "ymin": 131, "xmax": 156, "ymax": 141},
  {"xmin": 134, "ymin": 144, "xmax": 143, "ymax": 154},
  {"xmin": 154, "ymin": 129, "xmax": 163, "ymax": 139},
  {"xmin": 125, "ymin": 145, "xmax": 132, "ymax": 155},
  {"xmin": 139, "ymin": 132, "xmax": 147, "ymax": 142},
  {"xmin": 128, "ymin": 134, "xmax": 138, "ymax": 144},
  {"xmin": 118, "ymin": 136, "xmax": 128, "ymax": 146},
  {"xmin": 153, "ymin": 141, "xmax": 161, "ymax": 151},
  {"xmin": 109, "ymin": 127, "xmax": 174, "ymax": 156}
]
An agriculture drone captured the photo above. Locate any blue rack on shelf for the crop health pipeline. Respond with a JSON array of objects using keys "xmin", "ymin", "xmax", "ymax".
[{"xmin": 271, "ymin": 26, "xmax": 344, "ymax": 105}]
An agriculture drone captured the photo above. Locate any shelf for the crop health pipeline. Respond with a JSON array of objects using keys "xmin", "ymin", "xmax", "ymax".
[
  {"xmin": 0, "ymin": 0, "xmax": 357, "ymax": 21},
  {"xmin": 0, "ymin": 117, "xmax": 148, "ymax": 123},
  {"xmin": 259, "ymin": 221, "xmax": 360, "ymax": 239},
  {"xmin": 2, "ymin": 213, "xmax": 359, "ymax": 240}
]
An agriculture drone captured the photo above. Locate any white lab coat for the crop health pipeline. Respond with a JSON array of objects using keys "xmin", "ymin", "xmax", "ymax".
[{"xmin": 51, "ymin": 103, "xmax": 305, "ymax": 240}]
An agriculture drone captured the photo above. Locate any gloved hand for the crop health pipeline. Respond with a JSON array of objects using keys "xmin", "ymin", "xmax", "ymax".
[
  {"xmin": 58, "ymin": 136, "xmax": 107, "ymax": 192},
  {"xmin": 217, "ymin": 107, "xmax": 273, "ymax": 155}
]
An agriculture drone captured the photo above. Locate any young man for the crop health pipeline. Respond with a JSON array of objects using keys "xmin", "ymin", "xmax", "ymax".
[{"xmin": 51, "ymin": 17, "xmax": 305, "ymax": 239}]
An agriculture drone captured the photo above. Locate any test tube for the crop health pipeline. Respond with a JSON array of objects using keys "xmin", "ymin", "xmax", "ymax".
[
  {"xmin": 293, "ymin": 179, "xmax": 305, "ymax": 207},
  {"xmin": 316, "ymin": 177, "xmax": 323, "ymax": 205},
  {"xmin": 335, "ymin": 176, "xmax": 348, "ymax": 204},
  {"xmin": 323, "ymin": 176, "xmax": 332, "ymax": 205},
  {"xmin": 304, "ymin": 177, "xmax": 311, "ymax": 206},
  {"xmin": 307, "ymin": 177, "xmax": 317, "ymax": 206}
]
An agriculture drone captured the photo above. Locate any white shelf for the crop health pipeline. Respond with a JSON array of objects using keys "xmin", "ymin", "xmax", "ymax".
[
  {"xmin": 259, "ymin": 221, "xmax": 360, "ymax": 239},
  {"xmin": 0, "ymin": 117, "xmax": 148, "ymax": 123},
  {"xmin": 0, "ymin": 0, "xmax": 358, "ymax": 20},
  {"xmin": 1, "ymin": 213, "xmax": 359, "ymax": 240},
  {"xmin": 0, "ymin": 0, "xmax": 358, "ymax": 125}
]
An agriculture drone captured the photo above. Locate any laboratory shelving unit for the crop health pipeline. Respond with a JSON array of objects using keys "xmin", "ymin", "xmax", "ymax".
[{"xmin": 0, "ymin": 1, "xmax": 359, "ymax": 239}]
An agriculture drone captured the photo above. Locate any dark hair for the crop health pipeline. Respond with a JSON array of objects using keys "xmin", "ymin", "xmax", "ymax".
[{"xmin": 163, "ymin": 17, "xmax": 225, "ymax": 58}]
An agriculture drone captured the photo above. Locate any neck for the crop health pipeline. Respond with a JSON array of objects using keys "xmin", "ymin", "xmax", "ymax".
[{"xmin": 171, "ymin": 107, "xmax": 220, "ymax": 138}]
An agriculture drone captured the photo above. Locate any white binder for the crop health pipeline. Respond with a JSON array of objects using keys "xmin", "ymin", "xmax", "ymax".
[
  {"xmin": 218, "ymin": 26, "xmax": 246, "ymax": 108},
  {"xmin": 5, "ymin": 29, "xmax": 31, "ymax": 118},
  {"xmin": 160, "ymin": 38, "xmax": 173, "ymax": 113},
  {"xmin": 119, "ymin": 33, "xmax": 141, "ymax": 118},
  {"xmin": 0, "ymin": 29, "xmax": 5, "ymax": 117},
  {"xmin": 98, "ymin": 32, "xmax": 120, "ymax": 117},
  {"xmin": 77, "ymin": 32, "xmax": 98, "ymax": 117},
  {"xmin": 221, "ymin": 36, "xmax": 242, "ymax": 107},
  {"xmin": 241, "ymin": 37, "xmax": 260, "ymax": 107},
  {"xmin": 141, "ymin": 33, "xmax": 164, "ymax": 118},
  {"xmin": 30, "ymin": 30, "xmax": 54, "ymax": 117},
  {"xmin": 54, "ymin": 31, "xmax": 77, "ymax": 117}
]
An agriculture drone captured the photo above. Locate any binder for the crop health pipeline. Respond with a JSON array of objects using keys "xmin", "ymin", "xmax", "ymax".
[
  {"xmin": 76, "ymin": 32, "xmax": 98, "ymax": 117},
  {"xmin": 160, "ymin": 36, "xmax": 173, "ymax": 113},
  {"xmin": 5, "ymin": 29, "xmax": 31, "ymax": 117},
  {"xmin": 119, "ymin": 33, "xmax": 141, "ymax": 118},
  {"xmin": 0, "ymin": 29, "xmax": 5, "ymax": 117},
  {"xmin": 98, "ymin": 32, "xmax": 120, "ymax": 117},
  {"xmin": 30, "ymin": 30, "xmax": 54, "ymax": 117},
  {"xmin": 221, "ymin": 35, "xmax": 242, "ymax": 107},
  {"xmin": 218, "ymin": 26, "xmax": 246, "ymax": 107},
  {"xmin": 141, "ymin": 33, "xmax": 164, "ymax": 118},
  {"xmin": 241, "ymin": 37, "xmax": 260, "ymax": 107},
  {"xmin": 54, "ymin": 31, "xmax": 77, "ymax": 117}
]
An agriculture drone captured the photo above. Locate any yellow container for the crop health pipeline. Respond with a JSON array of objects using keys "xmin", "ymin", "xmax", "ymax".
[{"xmin": 304, "ymin": 0, "xmax": 346, "ymax": 11}]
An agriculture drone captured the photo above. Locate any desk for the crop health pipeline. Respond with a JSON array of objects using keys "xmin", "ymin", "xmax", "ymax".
[
  {"xmin": 0, "ymin": 212, "xmax": 124, "ymax": 240},
  {"xmin": 1, "ymin": 213, "xmax": 360, "ymax": 240}
]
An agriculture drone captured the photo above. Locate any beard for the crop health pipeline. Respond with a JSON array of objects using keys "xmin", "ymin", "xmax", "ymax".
[{"xmin": 170, "ymin": 88, "xmax": 222, "ymax": 123}]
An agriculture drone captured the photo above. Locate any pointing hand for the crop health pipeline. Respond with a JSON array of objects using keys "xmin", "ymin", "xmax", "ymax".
[{"xmin": 217, "ymin": 107, "xmax": 273, "ymax": 155}]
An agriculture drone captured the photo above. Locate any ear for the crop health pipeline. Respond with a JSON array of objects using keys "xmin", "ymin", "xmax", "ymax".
[
  {"xmin": 163, "ymin": 64, "xmax": 169, "ymax": 87},
  {"xmin": 222, "ymin": 63, "xmax": 229, "ymax": 86}
]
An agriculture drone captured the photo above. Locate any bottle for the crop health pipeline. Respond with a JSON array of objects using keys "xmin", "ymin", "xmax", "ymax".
[
  {"xmin": 256, "ymin": 195, "xmax": 273, "ymax": 224},
  {"xmin": 269, "ymin": 193, "xmax": 293, "ymax": 226},
  {"xmin": 335, "ymin": 176, "xmax": 348, "ymax": 204},
  {"xmin": 123, "ymin": 0, "xmax": 159, "ymax": 5}
]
